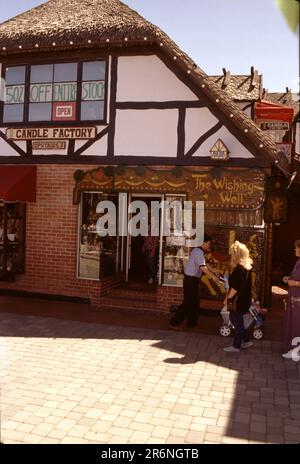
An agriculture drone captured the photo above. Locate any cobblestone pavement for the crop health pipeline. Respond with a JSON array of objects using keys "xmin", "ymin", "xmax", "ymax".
[{"xmin": 0, "ymin": 312, "xmax": 299, "ymax": 444}]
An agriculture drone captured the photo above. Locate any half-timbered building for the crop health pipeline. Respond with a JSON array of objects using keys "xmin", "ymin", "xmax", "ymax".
[{"xmin": 0, "ymin": 0, "xmax": 285, "ymax": 311}]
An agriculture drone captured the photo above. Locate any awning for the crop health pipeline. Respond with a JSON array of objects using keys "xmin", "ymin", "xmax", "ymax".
[
  {"xmin": 0, "ymin": 166, "xmax": 37, "ymax": 202},
  {"xmin": 255, "ymin": 101, "xmax": 294, "ymax": 122}
]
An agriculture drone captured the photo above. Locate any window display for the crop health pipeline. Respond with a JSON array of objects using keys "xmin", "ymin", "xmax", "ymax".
[
  {"xmin": 162, "ymin": 195, "xmax": 190, "ymax": 286},
  {"xmin": 0, "ymin": 202, "xmax": 26, "ymax": 280},
  {"xmin": 78, "ymin": 192, "xmax": 118, "ymax": 280}
]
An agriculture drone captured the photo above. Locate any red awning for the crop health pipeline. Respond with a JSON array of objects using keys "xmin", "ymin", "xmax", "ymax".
[
  {"xmin": 255, "ymin": 101, "xmax": 294, "ymax": 122},
  {"xmin": 0, "ymin": 166, "xmax": 37, "ymax": 202}
]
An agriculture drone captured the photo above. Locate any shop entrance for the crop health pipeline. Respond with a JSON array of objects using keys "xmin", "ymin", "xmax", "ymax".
[{"xmin": 126, "ymin": 194, "xmax": 163, "ymax": 287}]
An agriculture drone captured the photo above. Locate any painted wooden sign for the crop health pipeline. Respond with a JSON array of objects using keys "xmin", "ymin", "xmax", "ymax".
[
  {"xmin": 190, "ymin": 171, "xmax": 264, "ymax": 208},
  {"xmin": 259, "ymin": 121, "xmax": 290, "ymax": 131},
  {"xmin": 6, "ymin": 127, "xmax": 96, "ymax": 140},
  {"xmin": 32, "ymin": 141, "xmax": 67, "ymax": 150},
  {"xmin": 74, "ymin": 166, "xmax": 265, "ymax": 210}
]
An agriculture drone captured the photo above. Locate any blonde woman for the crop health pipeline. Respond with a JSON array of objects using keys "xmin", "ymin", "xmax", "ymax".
[{"xmin": 223, "ymin": 241, "xmax": 253, "ymax": 353}]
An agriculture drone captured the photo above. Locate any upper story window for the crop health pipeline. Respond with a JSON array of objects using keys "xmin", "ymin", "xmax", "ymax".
[{"xmin": 2, "ymin": 60, "xmax": 107, "ymax": 125}]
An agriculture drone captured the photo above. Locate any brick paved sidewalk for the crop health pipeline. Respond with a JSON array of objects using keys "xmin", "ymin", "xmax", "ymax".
[{"xmin": 0, "ymin": 311, "xmax": 299, "ymax": 444}]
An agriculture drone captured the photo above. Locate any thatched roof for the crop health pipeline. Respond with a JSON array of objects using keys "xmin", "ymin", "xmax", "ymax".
[
  {"xmin": 209, "ymin": 68, "xmax": 263, "ymax": 101},
  {"xmin": 0, "ymin": 0, "xmax": 171, "ymax": 51},
  {"xmin": 0, "ymin": 0, "xmax": 280, "ymax": 163}
]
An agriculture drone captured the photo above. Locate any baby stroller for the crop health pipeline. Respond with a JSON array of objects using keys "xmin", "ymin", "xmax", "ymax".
[{"xmin": 220, "ymin": 301, "xmax": 267, "ymax": 340}]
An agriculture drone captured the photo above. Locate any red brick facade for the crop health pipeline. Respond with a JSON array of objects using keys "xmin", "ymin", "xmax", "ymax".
[{"xmin": 0, "ymin": 165, "xmax": 123, "ymax": 305}]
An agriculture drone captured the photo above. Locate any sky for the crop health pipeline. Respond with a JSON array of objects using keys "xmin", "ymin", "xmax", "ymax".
[{"xmin": 0, "ymin": 0, "xmax": 299, "ymax": 92}]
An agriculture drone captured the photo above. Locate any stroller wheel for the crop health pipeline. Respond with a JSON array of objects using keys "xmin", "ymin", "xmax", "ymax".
[
  {"xmin": 220, "ymin": 325, "xmax": 231, "ymax": 337},
  {"xmin": 253, "ymin": 328, "xmax": 263, "ymax": 340}
]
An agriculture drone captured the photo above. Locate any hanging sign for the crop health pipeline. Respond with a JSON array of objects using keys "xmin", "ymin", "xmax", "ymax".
[
  {"xmin": 6, "ymin": 127, "xmax": 96, "ymax": 140},
  {"xmin": 259, "ymin": 121, "xmax": 290, "ymax": 131}
]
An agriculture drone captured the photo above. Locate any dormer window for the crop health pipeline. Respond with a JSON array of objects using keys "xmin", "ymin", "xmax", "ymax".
[
  {"xmin": 210, "ymin": 139, "xmax": 230, "ymax": 160},
  {"xmin": 2, "ymin": 59, "xmax": 107, "ymax": 125}
]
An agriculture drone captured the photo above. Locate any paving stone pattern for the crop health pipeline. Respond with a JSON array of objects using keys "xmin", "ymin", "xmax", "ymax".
[{"xmin": 0, "ymin": 312, "xmax": 299, "ymax": 444}]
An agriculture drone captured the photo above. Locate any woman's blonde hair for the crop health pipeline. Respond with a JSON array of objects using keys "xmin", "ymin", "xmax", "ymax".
[{"xmin": 230, "ymin": 240, "xmax": 253, "ymax": 270}]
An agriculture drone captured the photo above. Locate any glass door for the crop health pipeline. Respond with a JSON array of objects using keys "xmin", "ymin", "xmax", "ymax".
[{"xmin": 125, "ymin": 193, "xmax": 164, "ymax": 284}]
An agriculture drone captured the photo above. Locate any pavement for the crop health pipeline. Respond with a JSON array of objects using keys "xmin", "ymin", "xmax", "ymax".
[{"xmin": 0, "ymin": 292, "xmax": 300, "ymax": 444}]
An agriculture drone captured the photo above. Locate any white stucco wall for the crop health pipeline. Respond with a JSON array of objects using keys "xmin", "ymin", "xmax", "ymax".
[
  {"xmin": 78, "ymin": 134, "xmax": 108, "ymax": 157},
  {"xmin": 192, "ymin": 126, "xmax": 254, "ymax": 158},
  {"xmin": 185, "ymin": 108, "xmax": 219, "ymax": 153},
  {"xmin": 0, "ymin": 134, "xmax": 26, "ymax": 156},
  {"xmin": 114, "ymin": 108, "xmax": 178, "ymax": 157},
  {"xmin": 184, "ymin": 108, "xmax": 254, "ymax": 158},
  {"xmin": 117, "ymin": 55, "xmax": 198, "ymax": 102}
]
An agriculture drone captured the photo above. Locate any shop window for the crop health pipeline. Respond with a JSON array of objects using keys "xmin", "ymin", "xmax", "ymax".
[
  {"xmin": 2, "ymin": 60, "xmax": 107, "ymax": 124},
  {"xmin": 3, "ymin": 66, "xmax": 26, "ymax": 123},
  {"xmin": 78, "ymin": 192, "xmax": 118, "ymax": 280},
  {"xmin": 0, "ymin": 202, "xmax": 26, "ymax": 280}
]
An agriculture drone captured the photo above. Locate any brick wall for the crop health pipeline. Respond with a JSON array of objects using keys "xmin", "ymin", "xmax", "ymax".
[
  {"xmin": 156, "ymin": 285, "xmax": 183, "ymax": 311},
  {"xmin": 0, "ymin": 164, "xmax": 122, "ymax": 305}
]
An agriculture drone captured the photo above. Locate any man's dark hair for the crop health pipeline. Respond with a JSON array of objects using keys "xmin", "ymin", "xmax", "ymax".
[{"xmin": 203, "ymin": 233, "xmax": 212, "ymax": 243}]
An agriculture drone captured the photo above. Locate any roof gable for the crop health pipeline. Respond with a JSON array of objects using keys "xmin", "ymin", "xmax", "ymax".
[{"xmin": 0, "ymin": 0, "xmax": 279, "ymax": 165}]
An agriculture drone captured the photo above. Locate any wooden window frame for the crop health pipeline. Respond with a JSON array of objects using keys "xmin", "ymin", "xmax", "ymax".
[{"xmin": 1, "ymin": 57, "xmax": 109, "ymax": 127}]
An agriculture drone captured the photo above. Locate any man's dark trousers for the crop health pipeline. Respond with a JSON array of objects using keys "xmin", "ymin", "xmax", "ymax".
[{"xmin": 170, "ymin": 275, "xmax": 199, "ymax": 327}]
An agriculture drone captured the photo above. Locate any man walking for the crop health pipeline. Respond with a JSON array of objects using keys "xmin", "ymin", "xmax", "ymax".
[{"xmin": 169, "ymin": 233, "xmax": 220, "ymax": 329}]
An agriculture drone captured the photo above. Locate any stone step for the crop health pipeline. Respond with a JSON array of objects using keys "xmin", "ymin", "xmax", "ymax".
[
  {"xmin": 107, "ymin": 287, "xmax": 157, "ymax": 302},
  {"xmin": 100, "ymin": 295, "xmax": 160, "ymax": 312}
]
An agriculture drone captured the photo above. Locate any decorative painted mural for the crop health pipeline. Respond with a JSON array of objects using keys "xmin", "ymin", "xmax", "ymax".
[{"xmin": 73, "ymin": 165, "xmax": 265, "ymax": 210}]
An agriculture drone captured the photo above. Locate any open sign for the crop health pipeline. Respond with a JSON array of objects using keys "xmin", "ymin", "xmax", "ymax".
[{"xmin": 52, "ymin": 102, "xmax": 76, "ymax": 121}]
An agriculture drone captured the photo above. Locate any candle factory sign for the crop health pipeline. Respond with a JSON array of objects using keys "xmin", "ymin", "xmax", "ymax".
[
  {"xmin": 6, "ymin": 127, "xmax": 96, "ymax": 140},
  {"xmin": 74, "ymin": 166, "xmax": 265, "ymax": 210}
]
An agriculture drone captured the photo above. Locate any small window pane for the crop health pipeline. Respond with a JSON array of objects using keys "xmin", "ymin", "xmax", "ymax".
[
  {"xmin": 30, "ymin": 65, "xmax": 53, "ymax": 83},
  {"xmin": 29, "ymin": 103, "xmax": 52, "ymax": 121},
  {"xmin": 54, "ymin": 63, "xmax": 78, "ymax": 82},
  {"xmin": 82, "ymin": 81, "xmax": 105, "ymax": 101},
  {"xmin": 83, "ymin": 61, "xmax": 106, "ymax": 81},
  {"xmin": 5, "ymin": 85, "xmax": 25, "ymax": 104},
  {"xmin": 53, "ymin": 82, "xmax": 77, "ymax": 102},
  {"xmin": 5, "ymin": 66, "xmax": 25, "ymax": 85},
  {"xmin": 30, "ymin": 83, "xmax": 53, "ymax": 103},
  {"xmin": 81, "ymin": 101, "xmax": 104, "ymax": 121},
  {"xmin": 3, "ymin": 104, "xmax": 24, "ymax": 122}
]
